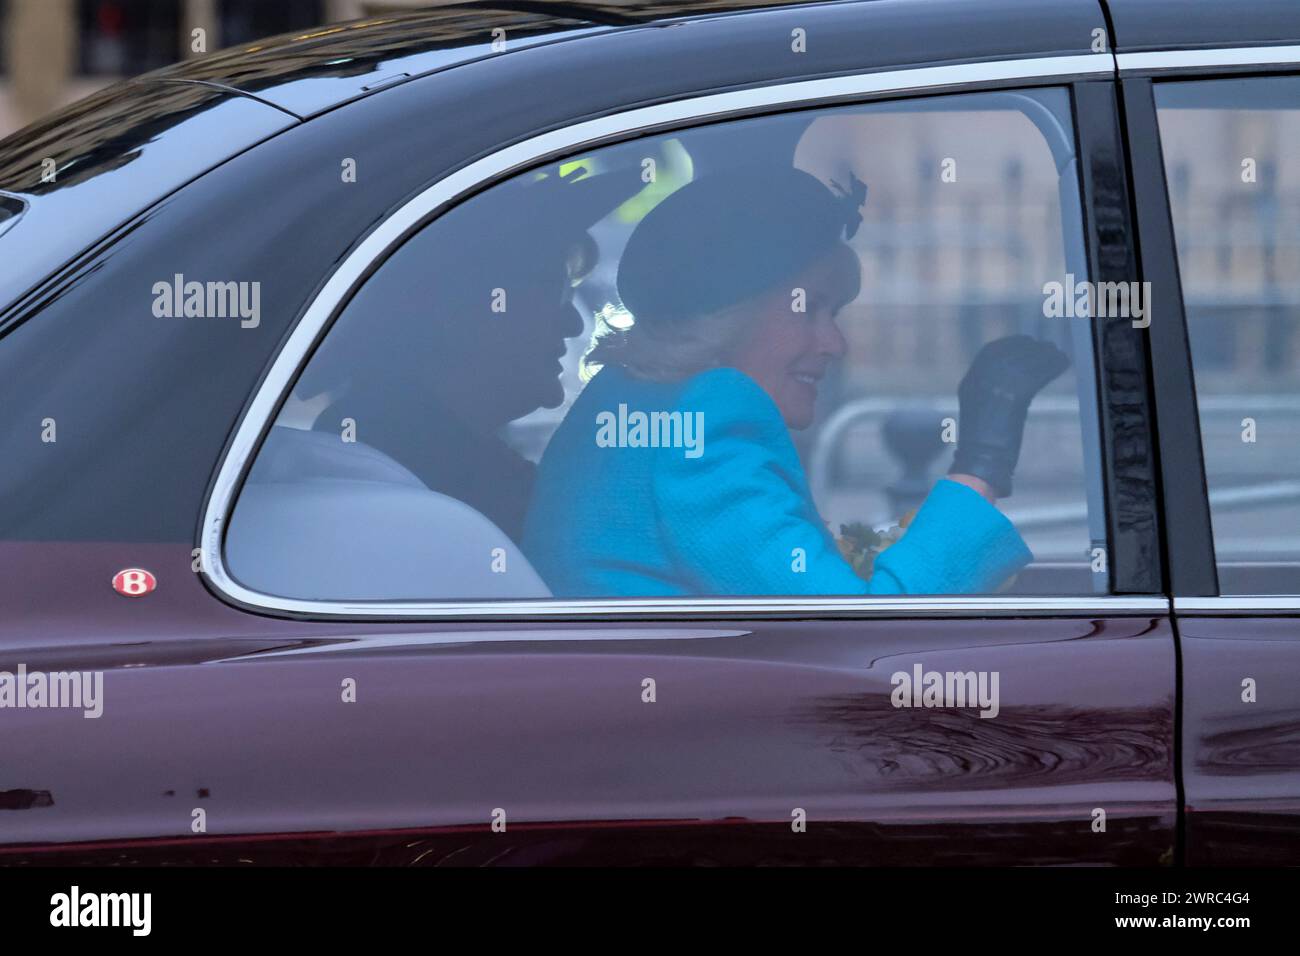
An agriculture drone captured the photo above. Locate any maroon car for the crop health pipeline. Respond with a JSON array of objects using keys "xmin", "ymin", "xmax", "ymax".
[{"xmin": 0, "ymin": 0, "xmax": 1297, "ymax": 867}]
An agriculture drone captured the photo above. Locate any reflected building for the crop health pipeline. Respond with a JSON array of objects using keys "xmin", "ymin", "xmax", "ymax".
[{"xmin": 0, "ymin": 0, "xmax": 420, "ymax": 135}]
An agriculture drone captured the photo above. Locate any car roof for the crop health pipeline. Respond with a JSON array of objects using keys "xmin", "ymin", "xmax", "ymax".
[
  {"xmin": 1105, "ymin": 0, "xmax": 1300, "ymax": 52},
  {"xmin": 149, "ymin": 1, "xmax": 837, "ymax": 117},
  {"xmin": 148, "ymin": 0, "xmax": 1099, "ymax": 118},
  {"xmin": 148, "ymin": 2, "xmax": 610, "ymax": 117}
]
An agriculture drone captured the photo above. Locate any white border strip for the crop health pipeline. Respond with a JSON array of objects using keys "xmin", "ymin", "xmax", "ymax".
[
  {"xmin": 202, "ymin": 53, "xmax": 1131, "ymax": 620},
  {"xmin": 1119, "ymin": 45, "xmax": 1300, "ymax": 74}
]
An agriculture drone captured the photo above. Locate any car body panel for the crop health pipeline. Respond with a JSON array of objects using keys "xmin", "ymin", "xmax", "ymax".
[
  {"xmin": 148, "ymin": 7, "xmax": 604, "ymax": 118},
  {"xmin": 0, "ymin": 537, "xmax": 1176, "ymax": 865},
  {"xmin": 0, "ymin": 81, "xmax": 296, "ymax": 313},
  {"xmin": 1107, "ymin": 0, "xmax": 1300, "ymax": 52},
  {"xmin": 1178, "ymin": 616, "xmax": 1300, "ymax": 865}
]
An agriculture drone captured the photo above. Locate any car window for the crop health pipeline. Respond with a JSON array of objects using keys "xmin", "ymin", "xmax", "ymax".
[
  {"xmin": 1156, "ymin": 76, "xmax": 1300, "ymax": 596},
  {"xmin": 225, "ymin": 86, "xmax": 1109, "ymax": 603}
]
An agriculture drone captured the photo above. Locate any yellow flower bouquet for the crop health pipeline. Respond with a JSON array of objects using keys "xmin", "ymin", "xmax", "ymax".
[{"xmin": 836, "ymin": 509, "xmax": 917, "ymax": 582}]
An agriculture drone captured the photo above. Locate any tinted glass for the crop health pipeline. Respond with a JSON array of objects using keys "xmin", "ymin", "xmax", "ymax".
[
  {"xmin": 226, "ymin": 87, "xmax": 1109, "ymax": 602},
  {"xmin": 1157, "ymin": 76, "xmax": 1300, "ymax": 596}
]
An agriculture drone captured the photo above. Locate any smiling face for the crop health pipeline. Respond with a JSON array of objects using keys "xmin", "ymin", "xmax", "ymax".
[{"xmin": 721, "ymin": 243, "xmax": 860, "ymax": 429}]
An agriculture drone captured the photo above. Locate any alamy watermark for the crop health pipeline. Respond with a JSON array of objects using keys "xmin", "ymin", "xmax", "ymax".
[
  {"xmin": 0, "ymin": 664, "xmax": 103, "ymax": 718},
  {"xmin": 50, "ymin": 886, "xmax": 150, "ymax": 936},
  {"xmin": 1042, "ymin": 272, "xmax": 1151, "ymax": 329},
  {"xmin": 152, "ymin": 273, "xmax": 261, "ymax": 328},
  {"xmin": 595, "ymin": 404, "xmax": 705, "ymax": 459},
  {"xmin": 891, "ymin": 664, "xmax": 1000, "ymax": 718}
]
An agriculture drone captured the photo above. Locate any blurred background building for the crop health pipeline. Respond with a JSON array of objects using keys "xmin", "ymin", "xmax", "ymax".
[{"xmin": 0, "ymin": 0, "xmax": 438, "ymax": 136}]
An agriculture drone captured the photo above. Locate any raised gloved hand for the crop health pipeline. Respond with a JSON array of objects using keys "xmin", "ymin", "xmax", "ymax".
[{"xmin": 949, "ymin": 335, "xmax": 1070, "ymax": 498}]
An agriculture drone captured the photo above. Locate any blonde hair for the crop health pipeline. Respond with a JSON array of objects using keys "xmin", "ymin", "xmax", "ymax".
[
  {"xmin": 588, "ymin": 240, "xmax": 861, "ymax": 383},
  {"xmin": 584, "ymin": 296, "xmax": 753, "ymax": 382}
]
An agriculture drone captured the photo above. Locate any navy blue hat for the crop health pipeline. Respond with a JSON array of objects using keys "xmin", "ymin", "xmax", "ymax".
[{"xmin": 617, "ymin": 165, "xmax": 865, "ymax": 325}]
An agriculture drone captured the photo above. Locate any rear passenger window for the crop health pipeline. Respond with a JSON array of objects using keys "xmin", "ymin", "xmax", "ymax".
[
  {"xmin": 224, "ymin": 88, "xmax": 1110, "ymax": 603},
  {"xmin": 1156, "ymin": 77, "xmax": 1300, "ymax": 596}
]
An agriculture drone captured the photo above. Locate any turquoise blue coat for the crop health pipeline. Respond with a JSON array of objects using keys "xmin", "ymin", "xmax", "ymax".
[{"xmin": 522, "ymin": 365, "xmax": 1031, "ymax": 597}]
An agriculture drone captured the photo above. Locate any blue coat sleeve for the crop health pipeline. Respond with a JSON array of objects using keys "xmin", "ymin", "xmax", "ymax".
[
  {"xmin": 871, "ymin": 479, "xmax": 1034, "ymax": 594},
  {"xmin": 651, "ymin": 369, "xmax": 1032, "ymax": 596}
]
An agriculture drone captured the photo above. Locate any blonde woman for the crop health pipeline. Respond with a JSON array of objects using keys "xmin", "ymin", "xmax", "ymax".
[{"xmin": 522, "ymin": 165, "xmax": 1065, "ymax": 597}]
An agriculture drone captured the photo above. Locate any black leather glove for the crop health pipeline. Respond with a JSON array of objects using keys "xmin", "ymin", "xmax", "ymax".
[{"xmin": 949, "ymin": 335, "xmax": 1070, "ymax": 498}]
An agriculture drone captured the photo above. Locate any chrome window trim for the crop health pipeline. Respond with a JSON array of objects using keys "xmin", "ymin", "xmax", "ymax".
[
  {"xmin": 202, "ymin": 52, "xmax": 1131, "ymax": 622},
  {"xmin": 205, "ymin": 595, "xmax": 1171, "ymax": 621},
  {"xmin": 1176, "ymin": 596, "xmax": 1300, "ymax": 615},
  {"xmin": 1118, "ymin": 45, "xmax": 1300, "ymax": 75}
]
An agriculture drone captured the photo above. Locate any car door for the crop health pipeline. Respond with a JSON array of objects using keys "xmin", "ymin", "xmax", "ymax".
[
  {"xmin": 1124, "ymin": 55, "xmax": 1300, "ymax": 865},
  {"xmin": 2, "ymin": 24, "xmax": 1177, "ymax": 867},
  {"xmin": 203, "ymin": 72, "xmax": 1176, "ymax": 865}
]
